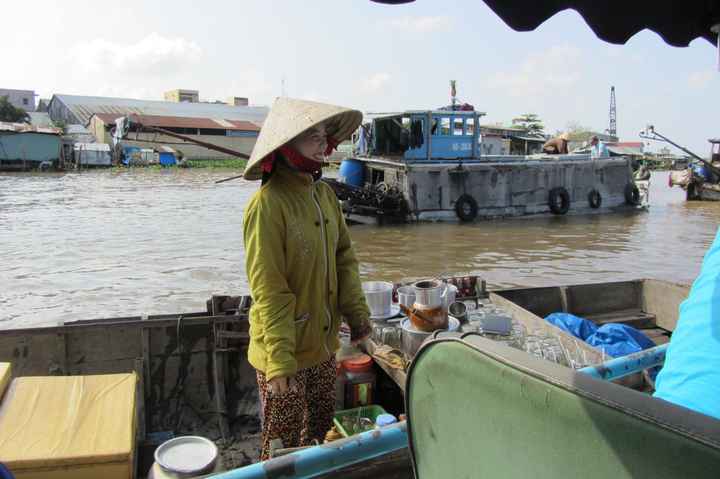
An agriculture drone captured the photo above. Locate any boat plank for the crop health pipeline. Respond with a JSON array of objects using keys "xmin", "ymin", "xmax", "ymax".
[
  {"xmin": 584, "ymin": 309, "xmax": 656, "ymax": 329},
  {"xmin": 365, "ymin": 340, "xmax": 407, "ymax": 392},
  {"xmin": 0, "ymin": 334, "xmax": 61, "ymax": 376},
  {"xmin": 642, "ymin": 327, "xmax": 672, "ymax": 345},
  {"xmin": 489, "ymin": 292, "xmax": 604, "ymax": 366},
  {"xmin": 67, "ymin": 327, "xmax": 142, "ymax": 363},
  {"xmin": 642, "ymin": 279, "xmax": 688, "ymax": 331},
  {"xmin": 318, "ymin": 449, "xmax": 413, "ymax": 478},
  {"xmin": 68, "ymin": 358, "xmax": 139, "ymax": 375},
  {"xmin": 492, "ymin": 286, "xmax": 565, "ymax": 319},
  {"xmin": 565, "ymin": 281, "xmax": 643, "ymax": 317},
  {"xmin": 149, "ymin": 323, "xmax": 213, "ymax": 355}
]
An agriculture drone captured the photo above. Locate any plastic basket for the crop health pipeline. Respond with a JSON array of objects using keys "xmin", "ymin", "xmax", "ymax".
[{"xmin": 333, "ymin": 405, "xmax": 387, "ymax": 437}]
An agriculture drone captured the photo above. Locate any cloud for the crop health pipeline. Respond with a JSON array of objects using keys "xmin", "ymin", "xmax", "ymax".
[
  {"xmin": 69, "ymin": 32, "xmax": 202, "ymax": 77},
  {"xmin": 688, "ymin": 71, "xmax": 713, "ymax": 90},
  {"xmin": 389, "ymin": 15, "xmax": 452, "ymax": 33},
  {"xmin": 212, "ymin": 69, "xmax": 275, "ymax": 105},
  {"xmin": 360, "ymin": 73, "xmax": 391, "ymax": 93},
  {"xmin": 486, "ymin": 45, "xmax": 583, "ymax": 97}
]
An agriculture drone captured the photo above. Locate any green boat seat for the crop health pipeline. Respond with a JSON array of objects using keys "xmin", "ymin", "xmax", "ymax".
[{"xmin": 406, "ymin": 333, "xmax": 720, "ymax": 479}]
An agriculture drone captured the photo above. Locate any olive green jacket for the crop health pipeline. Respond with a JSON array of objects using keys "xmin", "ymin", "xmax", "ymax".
[{"xmin": 243, "ymin": 163, "xmax": 371, "ymax": 380}]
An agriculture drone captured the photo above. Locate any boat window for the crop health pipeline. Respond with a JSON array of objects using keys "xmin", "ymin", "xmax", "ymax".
[
  {"xmin": 370, "ymin": 117, "xmax": 411, "ymax": 155},
  {"xmin": 453, "ymin": 118, "xmax": 465, "ymax": 136},
  {"xmin": 409, "ymin": 118, "xmax": 425, "ymax": 149},
  {"xmin": 466, "ymin": 118, "xmax": 475, "ymax": 136},
  {"xmin": 440, "ymin": 118, "xmax": 451, "ymax": 136}
]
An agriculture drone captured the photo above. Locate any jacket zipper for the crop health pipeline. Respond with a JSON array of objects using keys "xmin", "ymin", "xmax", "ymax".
[{"xmin": 311, "ymin": 185, "xmax": 333, "ymax": 357}]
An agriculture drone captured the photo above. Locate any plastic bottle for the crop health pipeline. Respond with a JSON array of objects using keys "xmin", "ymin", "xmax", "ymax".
[
  {"xmin": 342, "ymin": 354, "xmax": 376, "ymax": 408},
  {"xmin": 375, "ymin": 413, "xmax": 397, "ymax": 428}
]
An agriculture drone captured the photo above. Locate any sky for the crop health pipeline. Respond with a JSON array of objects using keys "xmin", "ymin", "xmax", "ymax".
[{"xmin": 3, "ymin": 0, "xmax": 718, "ymax": 153}]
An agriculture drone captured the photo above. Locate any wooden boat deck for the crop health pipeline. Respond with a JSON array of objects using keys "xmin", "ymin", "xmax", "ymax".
[{"xmin": 0, "ymin": 279, "xmax": 689, "ymax": 477}]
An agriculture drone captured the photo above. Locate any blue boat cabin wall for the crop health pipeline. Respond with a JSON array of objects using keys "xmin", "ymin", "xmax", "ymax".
[{"xmin": 394, "ymin": 112, "xmax": 480, "ymax": 161}]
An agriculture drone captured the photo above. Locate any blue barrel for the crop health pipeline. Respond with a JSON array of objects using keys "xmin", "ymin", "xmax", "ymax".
[
  {"xmin": 338, "ymin": 159, "xmax": 365, "ymax": 187},
  {"xmin": 159, "ymin": 152, "xmax": 176, "ymax": 166}
]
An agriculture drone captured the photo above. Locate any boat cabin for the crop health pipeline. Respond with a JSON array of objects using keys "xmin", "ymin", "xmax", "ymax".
[
  {"xmin": 710, "ymin": 138, "xmax": 720, "ymax": 164},
  {"xmin": 364, "ymin": 110, "xmax": 483, "ymax": 162}
]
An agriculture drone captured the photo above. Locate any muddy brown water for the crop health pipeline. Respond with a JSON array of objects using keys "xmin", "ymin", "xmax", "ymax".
[{"xmin": 1, "ymin": 169, "xmax": 718, "ymax": 329}]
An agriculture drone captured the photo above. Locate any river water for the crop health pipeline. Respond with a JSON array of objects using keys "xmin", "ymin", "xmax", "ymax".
[{"xmin": 1, "ymin": 170, "xmax": 718, "ymax": 328}]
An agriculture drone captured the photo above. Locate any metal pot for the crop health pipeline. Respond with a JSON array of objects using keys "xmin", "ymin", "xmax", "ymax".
[
  {"xmin": 413, "ymin": 280, "xmax": 445, "ymax": 308},
  {"xmin": 397, "ymin": 286, "xmax": 416, "ymax": 308},
  {"xmin": 448, "ymin": 301, "xmax": 467, "ymax": 323},
  {"xmin": 400, "ymin": 317, "xmax": 460, "ymax": 358}
]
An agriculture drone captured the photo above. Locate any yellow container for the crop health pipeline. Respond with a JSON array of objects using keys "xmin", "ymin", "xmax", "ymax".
[
  {"xmin": 0, "ymin": 373, "xmax": 137, "ymax": 479},
  {"xmin": 0, "ymin": 363, "xmax": 11, "ymax": 399}
]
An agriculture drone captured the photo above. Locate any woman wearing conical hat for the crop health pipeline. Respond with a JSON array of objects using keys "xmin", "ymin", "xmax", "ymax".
[{"xmin": 243, "ymin": 97, "xmax": 372, "ymax": 459}]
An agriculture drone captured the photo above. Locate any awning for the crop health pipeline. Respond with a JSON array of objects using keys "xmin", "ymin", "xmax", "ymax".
[
  {"xmin": 475, "ymin": 1, "xmax": 719, "ymax": 47},
  {"xmin": 370, "ymin": 0, "xmax": 720, "ymax": 48}
]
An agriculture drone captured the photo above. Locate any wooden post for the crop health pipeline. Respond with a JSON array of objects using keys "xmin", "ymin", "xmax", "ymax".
[
  {"xmin": 426, "ymin": 111, "xmax": 432, "ymax": 161},
  {"xmin": 55, "ymin": 332, "xmax": 68, "ymax": 375},
  {"xmin": 134, "ymin": 358, "xmax": 147, "ymax": 442},
  {"xmin": 212, "ymin": 319, "xmax": 231, "ymax": 441}
]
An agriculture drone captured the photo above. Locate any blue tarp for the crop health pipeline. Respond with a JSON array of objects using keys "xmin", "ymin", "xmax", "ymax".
[
  {"xmin": 545, "ymin": 313, "xmax": 655, "ymax": 358},
  {"xmin": 654, "ymin": 227, "xmax": 720, "ymax": 420}
]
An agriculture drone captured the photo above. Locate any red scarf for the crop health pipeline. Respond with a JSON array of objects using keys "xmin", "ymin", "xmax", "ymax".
[{"xmin": 261, "ymin": 137, "xmax": 340, "ymax": 175}]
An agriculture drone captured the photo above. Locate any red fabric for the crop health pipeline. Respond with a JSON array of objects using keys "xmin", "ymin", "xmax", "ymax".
[
  {"xmin": 279, "ymin": 145, "xmax": 323, "ymax": 174},
  {"xmin": 261, "ymin": 154, "xmax": 275, "ymax": 174},
  {"xmin": 260, "ymin": 135, "xmax": 338, "ymax": 175}
]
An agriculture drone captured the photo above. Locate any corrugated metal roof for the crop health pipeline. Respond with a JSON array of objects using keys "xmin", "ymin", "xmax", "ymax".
[
  {"xmin": 0, "ymin": 122, "xmax": 61, "ymax": 135},
  {"xmin": 50, "ymin": 94, "xmax": 268, "ymax": 126},
  {"xmin": 65, "ymin": 124, "xmax": 91, "ymax": 134},
  {"xmin": 609, "ymin": 141, "xmax": 643, "ymax": 148},
  {"xmin": 608, "ymin": 145, "xmax": 644, "ymax": 156},
  {"xmin": 73, "ymin": 143, "xmax": 111, "ymax": 151},
  {"xmin": 514, "ymin": 135, "xmax": 547, "ymax": 143},
  {"xmin": 91, "ymin": 113, "xmax": 260, "ymax": 131},
  {"xmin": 27, "ymin": 112, "xmax": 53, "ymax": 128}
]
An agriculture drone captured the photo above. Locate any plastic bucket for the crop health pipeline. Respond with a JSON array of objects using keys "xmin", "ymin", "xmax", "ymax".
[{"xmin": 339, "ymin": 159, "xmax": 365, "ymax": 187}]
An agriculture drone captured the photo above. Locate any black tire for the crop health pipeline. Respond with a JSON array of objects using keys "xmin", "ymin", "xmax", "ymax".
[
  {"xmin": 588, "ymin": 189, "xmax": 602, "ymax": 209},
  {"xmin": 455, "ymin": 194, "xmax": 478, "ymax": 222},
  {"xmin": 625, "ymin": 183, "xmax": 641, "ymax": 205},
  {"xmin": 548, "ymin": 187, "xmax": 570, "ymax": 215}
]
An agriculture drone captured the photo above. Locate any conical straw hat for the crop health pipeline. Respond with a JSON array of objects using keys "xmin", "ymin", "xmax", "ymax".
[{"xmin": 243, "ymin": 97, "xmax": 362, "ymax": 180}]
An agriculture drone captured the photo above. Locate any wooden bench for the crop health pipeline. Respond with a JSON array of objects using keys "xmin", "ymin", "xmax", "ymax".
[{"xmin": 584, "ymin": 309, "xmax": 657, "ymax": 329}]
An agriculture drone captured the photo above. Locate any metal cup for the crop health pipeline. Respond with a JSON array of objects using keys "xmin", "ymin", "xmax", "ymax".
[
  {"xmin": 397, "ymin": 286, "xmax": 416, "ymax": 308},
  {"xmin": 362, "ymin": 281, "xmax": 393, "ymax": 317},
  {"xmin": 448, "ymin": 301, "xmax": 468, "ymax": 323}
]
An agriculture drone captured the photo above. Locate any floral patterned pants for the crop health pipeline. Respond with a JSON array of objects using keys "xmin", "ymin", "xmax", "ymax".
[{"xmin": 256, "ymin": 357, "xmax": 336, "ymax": 460}]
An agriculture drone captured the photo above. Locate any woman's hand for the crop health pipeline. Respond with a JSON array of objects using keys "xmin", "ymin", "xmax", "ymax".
[
  {"xmin": 350, "ymin": 321, "xmax": 372, "ymax": 346},
  {"xmin": 268, "ymin": 376, "xmax": 297, "ymax": 395}
]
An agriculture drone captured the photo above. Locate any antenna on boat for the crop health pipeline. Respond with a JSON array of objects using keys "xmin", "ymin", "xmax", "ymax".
[
  {"xmin": 450, "ymin": 80, "xmax": 457, "ymax": 111},
  {"xmin": 606, "ymin": 86, "xmax": 617, "ymax": 138}
]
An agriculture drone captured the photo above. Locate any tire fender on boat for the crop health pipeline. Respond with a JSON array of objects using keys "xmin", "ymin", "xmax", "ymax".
[
  {"xmin": 548, "ymin": 187, "xmax": 570, "ymax": 215},
  {"xmin": 588, "ymin": 189, "xmax": 602, "ymax": 209},
  {"xmin": 454, "ymin": 194, "xmax": 478, "ymax": 222},
  {"xmin": 625, "ymin": 183, "xmax": 641, "ymax": 205}
]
